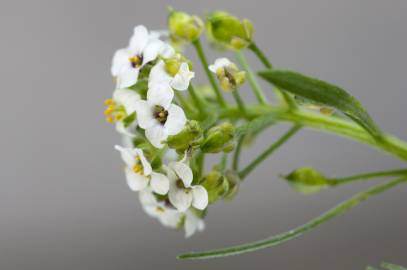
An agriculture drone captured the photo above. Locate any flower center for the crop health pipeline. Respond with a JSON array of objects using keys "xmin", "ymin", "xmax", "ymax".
[
  {"xmin": 176, "ymin": 179, "xmax": 191, "ymax": 193},
  {"xmin": 104, "ymin": 98, "xmax": 126, "ymax": 123},
  {"xmin": 129, "ymin": 55, "xmax": 143, "ymax": 68},
  {"xmin": 155, "ymin": 206, "xmax": 165, "ymax": 213},
  {"xmin": 132, "ymin": 156, "xmax": 144, "ymax": 175},
  {"xmin": 153, "ymin": 105, "xmax": 169, "ymax": 125}
]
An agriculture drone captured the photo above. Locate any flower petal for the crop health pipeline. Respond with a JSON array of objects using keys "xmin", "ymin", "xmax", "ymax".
[
  {"xmin": 139, "ymin": 189, "xmax": 157, "ymax": 205},
  {"xmin": 114, "ymin": 145, "xmax": 135, "ymax": 167},
  {"xmin": 115, "ymin": 121, "xmax": 136, "ymax": 138},
  {"xmin": 147, "ymin": 83, "xmax": 174, "ymax": 109},
  {"xmin": 142, "ymin": 39, "xmax": 164, "ymax": 65},
  {"xmin": 134, "ymin": 100, "xmax": 155, "ymax": 129},
  {"xmin": 113, "ymin": 88, "xmax": 141, "ymax": 114},
  {"xmin": 170, "ymin": 63, "xmax": 194, "ymax": 91},
  {"xmin": 145, "ymin": 124, "xmax": 167, "ymax": 148},
  {"xmin": 150, "ymin": 172, "xmax": 170, "ymax": 195},
  {"xmin": 111, "ymin": 48, "xmax": 131, "ymax": 76},
  {"xmin": 191, "ymin": 185, "xmax": 208, "ymax": 210},
  {"xmin": 160, "ymin": 209, "xmax": 182, "ymax": 228},
  {"xmin": 148, "ymin": 60, "xmax": 172, "ymax": 89},
  {"xmin": 129, "ymin": 25, "xmax": 149, "ymax": 54},
  {"xmin": 169, "ymin": 161, "xmax": 193, "ymax": 187},
  {"xmin": 125, "ymin": 167, "xmax": 149, "ymax": 191},
  {"xmin": 184, "ymin": 211, "xmax": 205, "ymax": 238},
  {"xmin": 134, "ymin": 149, "xmax": 152, "ymax": 176},
  {"xmin": 208, "ymin": 57, "xmax": 231, "ymax": 73},
  {"xmin": 117, "ymin": 67, "xmax": 139, "ymax": 89},
  {"xmin": 168, "ymin": 186, "xmax": 193, "ymax": 212},
  {"xmin": 159, "ymin": 43, "xmax": 175, "ymax": 58},
  {"xmin": 165, "ymin": 104, "xmax": 186, "ymax": 135}
]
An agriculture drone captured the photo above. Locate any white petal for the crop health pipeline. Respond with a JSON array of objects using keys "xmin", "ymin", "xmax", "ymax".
[
  {"xmin": 168, "ymin": 186, "xmax": 193, "ymax": 212},
  {"xmin": 142, "ymin": 39, "xmax": 164, "ymax": 65},
  {"xmin": 159, "ymin": 43, "xmax": 175, "ymax": 58},
  {"xmin": 129, "ymin": 25, "xmax": 149, "ymax": 54},
  {"xmin": 139, "ymin": 189, "xmax": 157, "ymax": 205},
  {"xmin": 113, "ymin": 88, "xmax": 141, "ymax": 115},
  {"xmin": 163, "ymin": 149, "xmax": 178, "ymax": 163},
  {"xmin": 111, "ymin": 48, "xmax": 131, "ymax": 76},
  {"xmin": 125, "ymin": 167, "xmax": 149, "ymax": 191},
  {"xmin": 208, "ymin": 57, "xmax": 231, "ymax": 73},
  {"xmin": 169, "ymin": 161, "xmax": 193, "ymax": 187},
  {"xmin": 191, "ymin": 185, "xmax": 208, "ymax": 210},
  {"xmin": 134, "ymin": 149, "xmax": 152, "ymax": 176},
  {"xmin": 134, "ymin": 100, "xmax": 155, "ymax": 129},
  {"xmin": 150, "ymin": 172, "xmax": 169, "ymax": 195},
  {"xmin": 165, "ymin": 104, "xmax": 186, "ymax": 135},
  {"xmin": 114, "ymin": 145, "xmax": 135, "ymax": 167},
  {"xmin": 117, "ymin": 67, "xmax": 139, "ymax": 89},
  {"xmin": 184, "ymin": 211, "xmax": 205, "ymax": 238},
  {"xmin": 115, "ymin": 121, "xmax": 136, "ymax": 138},
  {"xmin": 159, "ymin": 210, "xmax": 182, "ymax": 228},
  {"xmin": 147, "ymin": 83, "xmax": 174, "ymax": 109},
  {"xmin": 148, "ymin": 60, "xmax": 172, "ymax": 89},
  {"xmin": 170, "ymin": 63, "xmax": 194, "ymax": 91},
  {"xmin": 145, "ymin": 124, "xmax": 167, "ymax": 148}
]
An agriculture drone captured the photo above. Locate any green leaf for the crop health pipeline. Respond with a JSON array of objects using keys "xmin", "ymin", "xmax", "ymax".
[
  {"xmin": 258, "ymin": 69, "xmax": 382, "ymax": 138},
  {"xmin": 381, "ymin": 262, "xmax": 407, "ymax": 270},
  {"xmin": 123, "ymin": 112, "xmax": 136, "ymax": 128}
]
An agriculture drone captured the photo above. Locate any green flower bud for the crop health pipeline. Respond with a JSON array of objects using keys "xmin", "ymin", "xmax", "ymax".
[
  {"xmin": 284, "ymin": 167, "xmax": 329, "ymax": 194},
  {"xmin": 200, "ymin": 122, "xmax": 236, "ymax": 153},
  {"xmin": 168, "ymin": 8, "xmax": 204, "ymax": 44},
  {"xmin": 164, "ymin": 54, "xmax": 193, "ymax": 77},
  {"xmin": 201, "ymin": 170, "xmax": 229, "ymax": 204},
  {"xmin": 214, "ymin": 62, "xmax": 246, "ymax": 91},
  {"xmin": 166, "ymin": 120, "xmax": 203, "ymax": 152},
  {"xmin": 206, "ymin": 11, "xmax": 255, "ymax": 50}
]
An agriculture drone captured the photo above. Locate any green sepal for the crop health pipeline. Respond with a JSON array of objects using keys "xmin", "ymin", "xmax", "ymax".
[
  {"xmin": 284, "ymin": 167, "xmax": 329, "ymax": 194},
  {"xmin": 122, "ymin": 112, "xmax": 136, "ymax": 128}
]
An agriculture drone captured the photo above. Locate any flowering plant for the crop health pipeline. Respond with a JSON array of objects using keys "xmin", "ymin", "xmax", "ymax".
[{"xmin": 105, "ymin": 8, "xmax": 407, "ymax": 259}]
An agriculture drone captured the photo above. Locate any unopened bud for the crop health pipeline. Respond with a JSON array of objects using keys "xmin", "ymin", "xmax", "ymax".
[
  {"xmin": 166, "ymin": 120, "xmax": 203, "ymax": 152},
  {"xmin": 164, "ymin": 54, "xmax": 193, "ymax": 77},
  {"xmin": 284, "ymin": 167, "xmax": 329, "ymax": 194},
  {"xmin": 206, "ymin": 11, "xmax": 254, "ymax": 50},
  {"xmin": 201, "ymin": 122, "xmax": 235, "ymax": 153},
  {"xmin": 209, "ymin": 58, "xmax": 246, "ymax": 91},
  {"xmin": 168, "ymin": 8, "xmax": 204, "ymax": 44},
  {"xmin": 201, "ymin": 170, "xmax": 229, "ymax": 204}
]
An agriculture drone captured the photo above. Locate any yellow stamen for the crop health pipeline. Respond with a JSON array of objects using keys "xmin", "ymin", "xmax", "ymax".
[
  {"xmin": 133, "ymin": 164, "xmax": 144, "ymax": 174},
  {"xmin": 104, "ymin": 98, "xmax": 114, "ymax": 106},
  {"xmin": 106, "ymin": 116, "xmax": 113, "ymax": 123}
]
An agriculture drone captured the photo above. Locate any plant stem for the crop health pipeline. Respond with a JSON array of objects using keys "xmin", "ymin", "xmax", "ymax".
[
  {"xmin": 220, "ymin": 153, "xmax": 229, "ymax": 172},
  {"xmin": 235, "ymin": 50, "xmax": 268, "ymax": 105},
  {"xmin": 175, "ymin": 91, "xmax": 196, "ymax": 115},
  {"xmin": 232, "ymin": 136, "xmax": 245, "ymax": 171},
  {"xmin": 329, "ymin": 169, "xmax": 407, "ymax": 186},
  {"xmin": 192, "ymin": 39, "xmax": 227, "ymax": 108},
  {"xmin": 177, "ymin": 176, "xmax": 407, "ymax": 259},
  {"xmin": 248, "ymin": 42, "xmax": 272, "ymax": 69},
  {"xmin": 231, "ymin": 90, "xmax": 246, "ymax": 114},
  {"xmin": 188, "ymin": 84, "xmax": 205, "ymax": 113},
  {"xmin": 221, "ymin": 105, "xmax": 407, "ymax": 162},
  {"xmin": 239, "ymin": 125, "xmax": 302, "ymax": 179}
]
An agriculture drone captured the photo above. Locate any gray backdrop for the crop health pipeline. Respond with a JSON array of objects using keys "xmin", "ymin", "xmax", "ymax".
[{"xmin": 1, "ymin": 0, "xmax": 406, "ymax": 269}]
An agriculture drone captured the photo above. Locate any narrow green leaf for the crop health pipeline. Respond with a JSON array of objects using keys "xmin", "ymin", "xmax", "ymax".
[
  {"xmin": 258, "ymin": 69, "xmax": 382, "ymax": 138},
  {"xmin": 235, "ymin": 114, "xmax": 275, "ymax": 138},
  {"xmin": 381, "ymin": 262, "xmax": 407, "ymax": 270}
]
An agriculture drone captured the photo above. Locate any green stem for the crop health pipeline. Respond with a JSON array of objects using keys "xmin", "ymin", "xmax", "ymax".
[
  {"xmin": 192, "ymin": 39, "xmax": 227, "ymax": 108},
  {"xmin": 239, "ymin": 125, "xmax": 301, "ymax": 179},
  {"xmin": 175, "ymin": 91, "xmax": 196, "ymax": 115},
  {"xmin": 221, "ymin": 105, "xmax": 407, "ymax": 162},
  {"xmin": 188, "ymin": 84, "xmax": 206, "ymax": 112},
  {"xmin": 235, "ymin": 50, "xmax": 268, "ymax": 105},
  {"xmin": 231, "ymin": 90, "xmax": 247, "ymax": 114},
  {"xmin": 220, "ymin": 153, "xmax": 229, "ymax": 172},
  {"xmin": 178, "ymin": 176, "xmax": 407, "ymax": 259},
  {"xmin": 232, "ymin": 136, "xmax": 245, "ymax": 171},
  {"xmin": 248, "ymin": 42, "xmax": 272, "ymax": 69},
  {"xmin": 329, "ymin": 169, "xmax": 407, "ymax": 186}
]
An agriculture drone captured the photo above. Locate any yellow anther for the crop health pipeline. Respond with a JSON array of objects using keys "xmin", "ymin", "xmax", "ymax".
[
  {"xmin": 115, "ymin": 112, "xmax": 125, "ymax": 121},
  {"xmin": 104, "ymin": 107, "xmax": 114, "ymax": 115},
  {"xmin": 104, "ymin": 98, "xmax": 114, "ymax": 106},
  {"xmin": 132, "ymin": 164, "xmax": 144, "ymax": 174},
  {"xmin": 156, "ymin": 206, "xmax": 165, "ymax": 213},
  {"xmin": 105, "ymin": 116, "xmax": 113, "ymax": 123},
  {"xmin": 129, "ymin": 55, "xmax": 142, "ymax": 67}
]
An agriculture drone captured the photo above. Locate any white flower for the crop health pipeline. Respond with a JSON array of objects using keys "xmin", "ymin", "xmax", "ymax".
[
  {"xmin": 208, "ymin": 57, "xmax": 232, "ymax": 73},
  {"xmin": 115, "ymin": 145, "xmax": 169, "ymax": 195},
  {"xmin": 167, "ymin": 160, "xmax": 208, "ymax": 212},
  {"xmin": 184, "ymin": 210, "xmax": 205, "ymax": 238},
  {"xmin": 149, "ymin": 59, "xmax": 194, "ymax": 91},
  {"xmin": 135, "ymin": 84, "xmax": 186, "ymax": 148},
  {"xmin": 111, "ymin": 25, "xmax": 164, "ymax": 89},
  {"xmin": 139, "ymin": 189, "xmax": 182, "ymax": 228},
  {"xmin": 104, "ymin": 88, "xmax": 140, "ymax": 137}
]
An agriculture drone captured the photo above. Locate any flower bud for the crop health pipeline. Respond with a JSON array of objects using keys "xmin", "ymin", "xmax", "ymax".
[
  {"xmin": 163, "ymin": 54, "xmax": 193, "ymax": 77},
  {"xmin": 201, "ymin": 170, "xmax": 229, "ymax": 204},
  {"xmin": 284, "ymin": 167, "xmax": 329, "ymax": 194},
  {"xmin": 206, "ymin": 11, "xmax": 255, "ymax": 50},
  {"xmin": 166, "ymin": 120, "xmax": 203, "ymax": 153},
  {"xmin": 216, "ymin": 62, "xmax": 246, "ymax": 91},
  {"xmin": 200, "ymin": 122, "xmax": 235, "ymax": 153},
  {"xmin": 168, "ymin": 8, "xmax": 204, "ymax": 44}
]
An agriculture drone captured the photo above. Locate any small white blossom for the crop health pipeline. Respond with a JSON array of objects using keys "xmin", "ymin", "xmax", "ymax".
[
  {"xmin": 208, "ymin": 57, "xmax": 232, "ymax": 73},
  {"xmin": 184, "ymin": 210, "xmax": 205, "ymax": 238},
  {"xmin": 135, "ymin": 84, "xmax": 186, "ymax": 148},
  {"xmin": 111, "ymin": 25, "xmax": 164, "ymax": 89},
  {"xmin": 167, "ymin": 160, "xmax": 208, "ymax": 212},
  {"xmin": 149, "ymin": 59, "xmax": 194, "ymax": 91},
  {"xmin": 115, "ymin": 145, "xmax": 169, "ymax": 195},
  {"xmin": 104, "ymin": 88, "xmax": 140, "ymax": 137},
  {"xmin": 139, "ymin": 189, "xmax": 182, "ymax": 228}
]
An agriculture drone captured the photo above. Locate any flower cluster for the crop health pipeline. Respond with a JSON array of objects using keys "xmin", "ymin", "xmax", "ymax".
[{"xmin": 105, "ymin": 9, "xmax": 250, "ymax": 237}]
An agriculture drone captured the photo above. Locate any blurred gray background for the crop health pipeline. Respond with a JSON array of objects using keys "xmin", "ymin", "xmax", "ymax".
[{"xmin": 1, "ymin": 0, "xmax": 406, "ymax": 269}]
